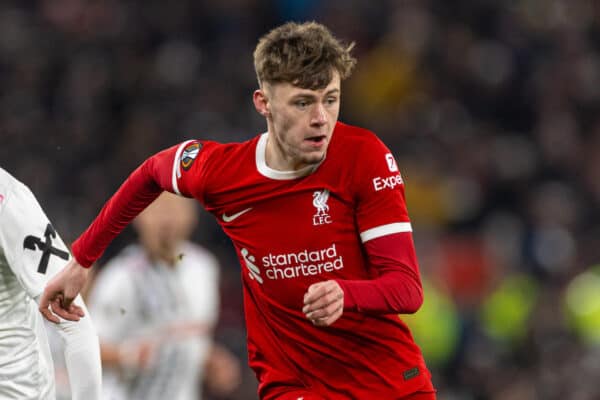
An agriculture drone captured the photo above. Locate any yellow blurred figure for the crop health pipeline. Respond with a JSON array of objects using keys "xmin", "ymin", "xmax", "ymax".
[
  {"xmin": 402, "ymin": 278, "xmax": 460, "ymax": 368},
  {"xmin": 564, "ymin": 265, "xmax": 600, "ymax": 346}
]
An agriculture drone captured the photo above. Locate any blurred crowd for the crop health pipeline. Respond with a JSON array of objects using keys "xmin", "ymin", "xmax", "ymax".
[{"xmin": 2, "ymin": 1, "xmax": 599, "ymax": 399}]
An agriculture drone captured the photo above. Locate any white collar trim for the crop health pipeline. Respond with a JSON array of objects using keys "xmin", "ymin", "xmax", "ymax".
[{"xmin": 255, "ymin": 133, "xmax": 321, "ymax": 180}]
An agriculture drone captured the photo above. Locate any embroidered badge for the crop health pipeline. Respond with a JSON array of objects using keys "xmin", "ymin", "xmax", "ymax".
[{"xmin": 180, "ymin": 142, "xmax": 201, "ymax": 171}]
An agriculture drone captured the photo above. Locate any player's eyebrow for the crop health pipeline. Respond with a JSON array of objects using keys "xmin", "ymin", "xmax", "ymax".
[{"xmin": 292, "ymin": 88, "xmax": 340, "ymax": 100}]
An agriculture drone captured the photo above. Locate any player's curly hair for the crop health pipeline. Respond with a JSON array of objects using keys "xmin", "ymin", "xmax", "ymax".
[{"xmin": 253, "ymin": 21, "xmax": 356, "ymax": 90}]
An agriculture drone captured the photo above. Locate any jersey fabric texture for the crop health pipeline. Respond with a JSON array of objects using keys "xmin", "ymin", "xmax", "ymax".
[
  {"xmin": 0, "ymin": 168, "xmax": 101, "ymax": 400},
  {"xmin": 72, "ymin": 122, "xmax": 433, "ymax": 399},
  {"xmin": 88, "ymin": 242, "xmax": 220, "ymax": 400}
]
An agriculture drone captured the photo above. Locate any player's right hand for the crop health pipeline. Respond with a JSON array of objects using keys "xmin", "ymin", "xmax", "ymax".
[
  {"xmin": 39, "ymin": 258, "xmax": 89, "ymax": 323},
  {"xmin": 303, "ymin": 280, "xmax": 344, "ymax": 326}
]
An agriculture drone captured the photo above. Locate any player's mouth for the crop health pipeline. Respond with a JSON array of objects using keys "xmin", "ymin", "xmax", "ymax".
[{"xmin": 304, "ymin": 135, "xmax": 327, "ymax": 147}]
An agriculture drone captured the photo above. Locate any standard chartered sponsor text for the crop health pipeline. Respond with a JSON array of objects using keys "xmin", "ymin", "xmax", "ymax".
[{"xmin": 262, "ymin": 243, "xmax": 343, "ymax": 279}]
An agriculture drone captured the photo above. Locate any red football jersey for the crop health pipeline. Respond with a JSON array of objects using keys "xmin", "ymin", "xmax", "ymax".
[
  {"xmin": 73, "ymin": 121, "xmax": 432, "ymax": 399},
  {"xmin": 170, "ymin": 122, "xmax": 431, "ymax": 398}
]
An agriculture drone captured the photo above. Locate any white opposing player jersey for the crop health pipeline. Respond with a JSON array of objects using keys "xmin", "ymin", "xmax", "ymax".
[
  {"xmin": 0, "ymin": 168, "xmax": 72, "ymax": 399},
  {"xmin": 88, "ymin": 242, "xmax": 220, "ymax": 400}
]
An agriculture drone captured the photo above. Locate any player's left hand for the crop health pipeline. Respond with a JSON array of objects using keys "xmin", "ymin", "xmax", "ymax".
[
  {"xmin": 39, "ymin": 258, "xmax": 88, "ymax": 323},
  {"xmin": 303, "ymin": 280, "xmax": 344, "ymax": 326}
]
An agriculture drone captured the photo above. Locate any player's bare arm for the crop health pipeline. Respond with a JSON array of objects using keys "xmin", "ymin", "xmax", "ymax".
[{"xmin": 39, "ymin": 258, "xmax": 88, "ymax": 323}]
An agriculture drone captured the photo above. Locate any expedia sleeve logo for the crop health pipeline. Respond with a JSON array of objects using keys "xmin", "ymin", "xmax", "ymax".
[
  {"xmin": 372, "ymin": 174, "xmax": 404, "ymax": 191},
  {"xmin": 180, "ymin": 142, "xmax": 201, "ymax": 171},
  {"xmin": 372, "ymin": 153, "xmax": 403, "ymax": 191},
  {"xmin": 385, "ymin": 153, "xmax": 398, "ymax": 172}
]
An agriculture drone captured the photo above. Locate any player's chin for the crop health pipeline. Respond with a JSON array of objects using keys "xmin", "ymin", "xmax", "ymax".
[
  {"xmin": 301, "ymin": 152, "xmax": 326, "ymax": 165},
  {"xmin": 300, "ymin": 144, "xmax": 328, "ymax": 160}
]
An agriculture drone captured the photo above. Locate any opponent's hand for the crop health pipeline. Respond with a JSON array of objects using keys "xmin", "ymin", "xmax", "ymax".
[
  {"xmin": 204, "ymin": 343, "xmax": 242, "ymax": 396},
  {"xmin": 303, "ymin": 280, "xmax": 344, "ymax": 326},
  {"xmin": 118, "ymin": 339, "xmax": 158, "ymax": 371},
  {"xmin": 39, "ymin": 258, "xmax": 89, "ymax": 323}
]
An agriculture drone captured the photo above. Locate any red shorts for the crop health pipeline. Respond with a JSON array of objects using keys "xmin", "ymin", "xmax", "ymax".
[
  {"xmin": 400, "ymin": 391, "xmax": 437, "ymax": 400},
  {"xmin": 271, "ymin": 378, "xmax": 436, "ymax": 400},
  {"xmin": 274, "ymin": 391, "xmax": 326, "ymax": 400},
  {"xmin": 273, "ymin": 389, "xmax": 436, "ymax": 400},
  {"xmin": 399, "ymin": 379, "xmax": 436, "ymax": 400}
]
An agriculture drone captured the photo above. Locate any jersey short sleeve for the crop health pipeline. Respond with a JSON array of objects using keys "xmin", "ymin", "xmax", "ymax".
[
  {"xmin": 353, "ymin": 134, "xmax": 412, "ymax": 243},
  {"xmin": 0, "ymin": 169, "xmax": 71, "ymax": 299}
]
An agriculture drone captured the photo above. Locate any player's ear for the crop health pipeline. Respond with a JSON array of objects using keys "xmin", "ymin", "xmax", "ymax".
[{"xmin": 253, "ymin": 89, "xmax": 270, "ymax": 118}]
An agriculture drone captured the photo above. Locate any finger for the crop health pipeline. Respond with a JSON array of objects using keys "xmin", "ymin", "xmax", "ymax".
[
  {"xmin": 311, "ymin": 305, "xmax": 343, "ymax": 327},
  {"xmin": 68, "ymin": 303, "xmax": 85, "ymax": 318},
  {"xmin": 39, "ymin": 292, "xmax": 60, "ymax": 323},
  {"xmin": 305, "ymin": 294, "xmax": 342, "ymax": 318},
  {"xmin": 61, "ymin": 294, "xmax": 85, "ymax": 317},
  {"xmin": 307, "ymin": 283, "xmax": 320, "ymax": 293},
  {"xmin": 304, "ymin": 281, "xmax": 339, "ymax": 304},
  {"xmin": 50, "ymin": 298, "xmax": 81, "ymax": 321},
  {"xmin": 303, "ymin": 287, "xmax": 342, "ymax": 313},
  {"xmin": 303, "ymin": 283, "xmax": 328, "ymax": 304},
  {"xmin": 40, "ymin": 304, "xmax": 61, "ymax": 324},
  {"xmin": 39, "ymin": 291, "xmax": 50, "ymax": 310},
  {"xmin": 306, "ymin": 299, "xmax": 343, "ymax": 320}
]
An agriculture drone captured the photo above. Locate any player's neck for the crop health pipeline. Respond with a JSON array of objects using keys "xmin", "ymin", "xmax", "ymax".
[
  {"xmin": 265, "ymin": 135, "xmax": 300, "ymax": 171},
  {"xmin": 265, "ymin": 132, "xmax": 320, "ymax": 172},
  {"xmin": 147, "ymin": 251, "xmax": 179, "ymax": 268}
]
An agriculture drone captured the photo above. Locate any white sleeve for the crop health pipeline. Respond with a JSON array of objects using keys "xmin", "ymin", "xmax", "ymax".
[
  {"xmin": 37, "ymin": 294, "xmax": 103, "ymax": 400},
  {"xmin": 0, "ymin": 172, "xmax": 72, "ymax": 299}
]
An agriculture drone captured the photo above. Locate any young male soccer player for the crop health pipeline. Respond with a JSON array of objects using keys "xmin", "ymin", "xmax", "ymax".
[
  {"xmin": 40, "ymin": 22, "xmax": 436, "ymax": 399},
  {"xmin": 0, "ymin": 167, "xmax": 102, "ymax": 400}
]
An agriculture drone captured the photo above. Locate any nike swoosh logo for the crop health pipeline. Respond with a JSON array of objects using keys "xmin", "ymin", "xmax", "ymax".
[{"xmin": 222, "ymin": 207, "xmax": 252, "ymax": 222}]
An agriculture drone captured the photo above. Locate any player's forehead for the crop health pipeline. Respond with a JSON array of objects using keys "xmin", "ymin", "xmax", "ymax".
[{"xmin": 267, "ymin": 71, "xmax": 341, "ymax": 99}]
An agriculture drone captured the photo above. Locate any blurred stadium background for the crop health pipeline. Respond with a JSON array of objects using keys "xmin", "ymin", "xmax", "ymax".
[{"xmin": 2, "ymin": 1, "xmax": 600, "ymax": 399}]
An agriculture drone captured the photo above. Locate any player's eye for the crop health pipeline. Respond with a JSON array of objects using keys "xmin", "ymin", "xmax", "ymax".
[
  {"xmin": 295, "ymin": 100, "xmax": 309, "ymax": 109},
  {"xmin": 325, "ymin": 97, "xmax": 338, "ymax": 106}
]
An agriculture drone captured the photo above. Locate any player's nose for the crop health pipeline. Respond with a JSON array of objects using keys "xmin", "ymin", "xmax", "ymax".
[{"xmin": 310, "ymin": 104, "xmax": 327, "ymax": 126}]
